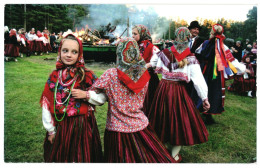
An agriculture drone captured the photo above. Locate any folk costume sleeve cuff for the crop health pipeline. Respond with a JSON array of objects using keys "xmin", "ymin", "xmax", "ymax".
[
  {"xmin": 42, "ymin": 107, "xmax": 56, "ymax": 134},
  {"xmin": 88, "ymin": 90, "xmax": 107, "ymax": 106},
  {"xmin": 231, "ymin": 59, "xmax": 246, "ymax": 74},
  {"xmin": 150, "ymin": 50, "xmax": 159, "ymax": 68}
]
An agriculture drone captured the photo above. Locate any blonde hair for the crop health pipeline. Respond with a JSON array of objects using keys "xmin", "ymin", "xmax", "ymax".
[{"xmin": 177, "ymin": 58, "xmax": 189, "ymax": 68}]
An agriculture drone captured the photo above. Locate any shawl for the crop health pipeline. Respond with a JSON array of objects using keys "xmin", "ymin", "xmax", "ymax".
[
  {"xmin": 40, "ymin": 34, "xmax": 97, "ymax": 120},
  {"xmin": 116, "ymin": 37, "xmax": 150, "ymax": 94}
]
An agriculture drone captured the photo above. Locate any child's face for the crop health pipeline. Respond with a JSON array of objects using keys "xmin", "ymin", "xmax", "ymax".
[
  {"xmin": 245, "ymin": 57, "xmax": 250, "ymax": 63},
  {"xmin": 60, "ymin": 39, "xmax": 79, "ymax": 66},
  {"xmin": 132, "ymin": 28, "xmax": 140, "ymax": 42}
]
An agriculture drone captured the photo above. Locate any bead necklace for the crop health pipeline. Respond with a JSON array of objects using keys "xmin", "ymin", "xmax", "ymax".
[
  {"xmin": 54, "ymin": 71, "xmax": 78, "ymax": 122},
  {"xmin": 58, "ymin": 70, "xmax": 78, "ymax": 87}
]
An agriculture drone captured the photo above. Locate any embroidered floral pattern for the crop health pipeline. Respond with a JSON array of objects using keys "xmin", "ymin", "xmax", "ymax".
[{"xmin": 92, "ymin": 68, "xmax": 149, "ymax": 133}]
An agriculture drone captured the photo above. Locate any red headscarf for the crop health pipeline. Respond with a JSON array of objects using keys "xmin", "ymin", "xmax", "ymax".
[
  {"xmin": 37, "ymin": 31, "xmax": 43, "ymax": 38},
  {"xmin": 9, "ymin": 29, "xmax": 16, "ymax": 37},
  {"xmin": 40, "ymin": 34, "xmax": 97, "ymax": 120}
]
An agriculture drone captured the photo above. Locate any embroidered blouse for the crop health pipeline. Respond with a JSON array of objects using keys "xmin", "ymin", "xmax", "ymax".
[
  {"xmin": 150, "ymin": 53, "xmax": 208, "ymax": 101},
  {"xmin": 91, "ymin": 68, "xmax": 149, "ymax": 133}
]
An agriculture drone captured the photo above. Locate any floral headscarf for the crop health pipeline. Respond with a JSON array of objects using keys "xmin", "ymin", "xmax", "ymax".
[
  {"xmin": 132, "ymin": 25, "xmax": 152, "ymax": 42},
  {"xmin": 116, "ymin": 37, "xmax": 150, "ymax": 93}
]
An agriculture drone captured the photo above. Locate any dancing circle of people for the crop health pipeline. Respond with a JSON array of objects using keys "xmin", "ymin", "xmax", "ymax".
[{"xmin": 5, "ymin": 21, "xmax": 256, "ymax": 163}]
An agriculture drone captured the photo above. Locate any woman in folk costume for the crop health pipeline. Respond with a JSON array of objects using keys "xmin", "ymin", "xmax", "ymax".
[
  {"xmin": 132, "ymin": 25, "xmax": 160, "ymax": 116},
  {"xmin": 43, "ymin": 28, "xmax": 52, "ymax": 54},
  {"xmin": 35, "ymin": 30, "xmax": 46, "ymax": 55},
  {"xmin": 27, "ymin": 28, "xmax": 37, "ymax": 55},
  {"xmin": 18, "ymin": 28, "xmax": 28, "ymax": 57},
  {"xmin": 40, "ymin": 34, "xmax": 103, "ymax": 162},
  {"xmin": 195, "ymin": 24, "xmax": 246, "ymax": 123},
  {"xmin": 87, "ymin": 37, "xmax": 178, "ymax": 163},
  {"xmin": 228, "ymin": 54, "xmax": 256, "ymax": 97},
  {"xmin": 147, "ymin": 27, "xmax": 210, "ymax": 160},
  {"xmin": 5, "ymin": 29, "xmax": 20, "ymax": 62}
]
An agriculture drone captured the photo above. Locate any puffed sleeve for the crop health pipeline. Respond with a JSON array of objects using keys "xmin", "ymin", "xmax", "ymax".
[
  {"xmin": 88, "ymin": 91, "xmax": 107, "ymax": 106},
  {"xmin": 42, "ymin": 97, "xmax": 56, "ymax": 134},
  {"xmin": 189, "ymin": 63, "xmax": 208, "ymax": 101}
]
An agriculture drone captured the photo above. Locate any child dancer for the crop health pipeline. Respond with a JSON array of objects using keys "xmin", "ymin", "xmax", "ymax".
[
  {"xmin": 148, "ymin": 27, "xmax": 210, "ymax": 159},
  {"xmin": 40, "ymin": 34, "xmax": 103, "ymax": 162},
  {"xmin": 132, "ymin": 25, "xmax": 160, "ymax": 116},
  {"xmin": 228, "ymin": 54, "xmax": 256, "ymax": 97},
  {"xmin": 5, "ymin": 29, "xmax": 20, "ymax": 62},
  {"xmin": 87, "ymin": 37, "xmax": 178, "ymax": 163}
]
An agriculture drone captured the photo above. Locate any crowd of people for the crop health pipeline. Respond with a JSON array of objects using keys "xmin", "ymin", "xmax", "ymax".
[
  {"xmin": 5, "ymin": 20, "xmax": 256, "ymax": 163},
  {"xmin": 4, "ymin": 26, "xmax": 62, "ymax": 62}
]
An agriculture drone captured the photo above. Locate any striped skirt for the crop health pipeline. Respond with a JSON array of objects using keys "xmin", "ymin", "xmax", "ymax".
[
  {"xmin": 228, "ymin": 75, "xmax": 256, "ymax": 93},
  {"xmin": 104, "ymin": 125, "xmax": 176, "ymax": 163},
  {"xmin": 27, "ymin": 40, "xmax": 36, "ymax": 52},
  {"xmin": 43, "ymin": 43, "xmax": 53, "ymax": 52},
  {"xmin": 5, "ymin": 44, "xmax": 19, "ymax": 57},
  {"xmin": 35, "ymin": 41, "xmax": 44, "ymax": 52},
  {"xmin": 44, "ymin": 112, "xmax": 103, "ymax": 162},
  {"xmin": 148, "ymin": 79, "xmax": 209, "ymax": 146}
]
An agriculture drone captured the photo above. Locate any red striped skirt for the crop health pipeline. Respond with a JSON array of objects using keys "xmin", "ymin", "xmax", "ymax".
[
  {"xmin": 35, "ymin": 41, "xmax": 44, "ymax": 52},
  {"xmin": 104, "ymin": 125, "xmax": 176, "ymax": 163},
  {"xmin": 5, "ymin": 44, "xmax": 19, "ymax": 57},
  {"xmin": 148, "ymin": 79, "xmax": 209, "ymax": 146},
  {"xmin": 44, "ymin": 112, "xmax": 103, "ymax": 162},
  {"xmin": 43, "ymin": 43, "xmax": 52, "ymax": 52},
  {"xmin": 229, "ymin": 75, "xmax": 256, "ymax": 93},
  {"xmin": 27, "ymin": 40, "xmax": 36, "ymax": 52}
]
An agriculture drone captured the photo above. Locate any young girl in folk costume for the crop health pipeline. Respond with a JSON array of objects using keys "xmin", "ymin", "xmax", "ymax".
[
  {"xmin": 195, "ymin": 24, "xmax": 246, "ymax": 124},
  {"xmin": 147, "ymin": 27, "xmax": 210, "ymax": 160},
  {"xmin": 5, "ymin": 29, "xmax": 20, "ymax": 62},
  {"xmin": 40, "ymin": 34, "xmax": 103, "ymax": 162},
  {"xmin": 228, "ymin": 54, "xmax": 256, "ymax": 97},
  {"xmin": 132, "ymin": 25, "xmax": 160, "ymax": 116},
  {"xmin": 87, "ymin": 37, "xmax": 178, "ymax": 163}
]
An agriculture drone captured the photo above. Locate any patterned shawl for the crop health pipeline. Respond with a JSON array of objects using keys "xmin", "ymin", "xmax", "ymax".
[{"xmin": 116, "ymin": 37, "xmax": 150, "ymax": 93}]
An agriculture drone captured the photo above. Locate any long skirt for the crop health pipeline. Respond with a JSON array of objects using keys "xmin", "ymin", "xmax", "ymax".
[
  {"xmin": 143, "ymin": 68, "xmax": 160, "ymax": 116},
  {"xmin": 19, "ymin": 45, "xmax": 28, "ymax": 54},
  {"xmin": 104, "ymin": 125, "xmax": 176, "ymax": 163},
  {"xmin": 148, "ymin": 79, "xmax": 209, "ymax": 146},
  {"xmin": 5, "ymin": 44, "xmax": 19, "ymax": 57},
  {"xmin": 35, "ymin": 41, "xmax": 44, "ymax": 52},
  {"xmin": 44, "ymin": 112, "xmax": 103, "ymax": 162},
  {"xmin": 43, "ymin": 43, "xmax": 53, "ymax": 53},
  {"xmin": 228, "ymin": 75, "xmax": 256, "ymax": 93},
  {"xmin": 27, "ymin": 40, "xmax": 36, "ymax": 52}
]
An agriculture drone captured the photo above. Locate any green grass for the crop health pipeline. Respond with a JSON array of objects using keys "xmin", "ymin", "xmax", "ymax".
[{"xmin": 4, "ymin": 54, "xmax": 256, "ymax": 163}]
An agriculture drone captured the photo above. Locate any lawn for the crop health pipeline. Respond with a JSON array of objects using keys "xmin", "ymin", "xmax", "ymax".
[{"xmin": 4, "ymin": 53, "xmax": 256, "ymax": 163}]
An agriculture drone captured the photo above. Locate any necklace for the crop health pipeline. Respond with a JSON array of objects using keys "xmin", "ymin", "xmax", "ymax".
[
  {"xmin": 58, "ymin": 70, "xmax": 78, "ymax": 87},
  {"xmin": 54, "ymin": 71, "xmax": 77, "ymax": 122}
]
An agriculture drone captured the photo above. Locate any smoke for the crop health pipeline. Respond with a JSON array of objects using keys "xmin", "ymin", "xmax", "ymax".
[{"xmin": 76, "ymin": 4, "xmax": 170, "ymax": 41}]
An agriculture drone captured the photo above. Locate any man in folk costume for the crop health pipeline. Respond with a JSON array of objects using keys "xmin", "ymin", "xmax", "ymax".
[
  {"xmin": 188, "ymin": 21, "xmax": 204, "ymax": 58},
  {"xmin": 148, "ymin": 27, "xmax": 210, "ymax": 160},
  {"xmin": 195, "ymin": 24, "xmax": 246, "ymax": 124}
]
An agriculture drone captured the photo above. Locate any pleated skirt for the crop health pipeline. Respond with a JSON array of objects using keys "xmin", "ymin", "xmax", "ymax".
[
  {"xmin": 143, "ymin": 68, "xmax": 160, "ymax": 116},
  {"xmin": 35, "ymin": 41, "xmax": 44, "ymax": 52},
  {"xmin": 44, "ymin": 112, "xmax": 103, "ymax": 162},
  {"xmin": 148, "ymin": 79, "xmax": 209, "ymax": 146},
  {"xmin": 27, "ymin": 40, "xmax": 36, "ymax": 52},
  {"xmin": 43, "ymin": 43, "xmax": 53, "ymax": 52},
  {"xmin": 228, "ymin": 75, "xmax": 256, "ymax": 93},
  {"xmin": 5, "ymin": 44, "xmax": 19, "ymax": 57},
  {"xmin": 104, "ymin": 125, "xmax": 176, "ymax": 163}
]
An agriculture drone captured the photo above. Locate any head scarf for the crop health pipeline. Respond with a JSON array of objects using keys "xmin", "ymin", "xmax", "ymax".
[
  {"xmin": 170, "ymin": 27, "xmax": 191, "ymax": 62},
  {"xmin": 9, "ymin": 29, "xmax": 16, "ymax": 37},
  {"xmin": 37, "ymin": 30, "xmax": 43, "ymax": 38},
  {"xmin": 132, "ymin": 25, "xmax": 152, "ymax": 42},
  {"xmin": 56, "ymin": 34, "xmax": 85, "ymax": 78},
  {"xmin": 116, "ymin": 37, "xmax": 150, "ymax": 93},
  {"xmin": 40, "ymin": 34, "xmax": 97, "ymax": 120}
]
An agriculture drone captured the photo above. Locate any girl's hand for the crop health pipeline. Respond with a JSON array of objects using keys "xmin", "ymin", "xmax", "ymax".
[
  {"xmin": 48, "ymin": 134, "xmax": 55, "ymax": 144},
  {"xmin": 202, "ymin": 99, "xmax": 210, "ymax": 112},
  {"xmin": 71, "ymin": 89, "xmax": 87, "ymax": 99},
  {"xmin": 245, "ymin": 69, "xmax": 251, "ymax": 74}
]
